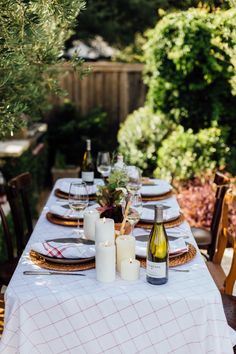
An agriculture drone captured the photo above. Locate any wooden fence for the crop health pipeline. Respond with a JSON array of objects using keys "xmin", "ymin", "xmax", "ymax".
[{"xmin": 53, "ymin": 62, "xmax": 147, "ymax": 128}]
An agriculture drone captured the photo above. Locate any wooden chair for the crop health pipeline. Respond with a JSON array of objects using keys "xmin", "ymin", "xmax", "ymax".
[
  {"xmin": 191, "ymin": 171, "xmax": 230, "ymax": 260},
  {"xmin": 206, "ymin": 190, "xmax": 236, "ymax": 337},
  {"xmin": 0, "ymin": 205, "xmax": 19, "ymax": 285},
  {"xmin": 6, "ymin": 172, "xmax": 33, "ymax": 257},
  {"xmin": 0, "ymin": 293, "xmax": 4, "ymax": 337}
]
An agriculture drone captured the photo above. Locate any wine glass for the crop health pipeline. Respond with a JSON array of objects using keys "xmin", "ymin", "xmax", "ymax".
[
  {"xmin": 126, "ymin": 166, "xmax": 142, "ymax": 194},
  {"xmin": 96, "ymin": 152, "xmax": 111, "ymax": 180},
  {"xmin": 68, "ymin": 182, "xmax": 89, "ymax": 235},
  {"xmin": 125, "ymin": 193, "xmax": 143, "ymax": 236}
]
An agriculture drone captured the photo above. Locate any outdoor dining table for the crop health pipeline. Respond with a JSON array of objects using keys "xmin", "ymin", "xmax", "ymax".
[{"xmin": 0, "ymin": 178, "xmax": 234, "ymax": 354}]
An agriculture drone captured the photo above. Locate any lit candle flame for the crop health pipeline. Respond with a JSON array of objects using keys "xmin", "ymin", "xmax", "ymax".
[
  {"xmin": 10, "ymin": 131, "xmax": 13, "ymax": 137},
  {"xmin": 103, "ymin": 217, "xmax": 106, "ymax": 223},
  {"xmin": 129, "ymin": 258, "xmax": 133, "ymax": 263}
]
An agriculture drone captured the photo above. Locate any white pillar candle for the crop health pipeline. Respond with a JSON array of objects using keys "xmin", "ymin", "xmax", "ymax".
[
  {"xmin": 95, "ymin": 218, "xmax": 115, "ymax": 245},
  {"xmin": 83, "ymin": 210, "xmax": 100, "ymax": 240},
  {"xmin": 120, "ymin": 258, "xmax": 140, "ymax": 281},
  {"xmin": 96, "ymin": 241, "xmax": 116, "ymax": 282},
  {"xmin": 116, "ymin": 235, "xmax": 135, "ymax": 272}
]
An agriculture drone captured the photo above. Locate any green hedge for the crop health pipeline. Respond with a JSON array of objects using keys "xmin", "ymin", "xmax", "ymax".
[
  {"xmin": 118, "ymin": 106, "xmax": 176, "ymax": 173},
  {"xmin": 154, "ymin": 126, "xmax": 228, "ymax": 181},
  {"xmin": 48, "ymin": 103, "xmax": 115, "ymax": 168},
  {"xmin": 144, "ymin": 9, "xmax": 236, "ymax": 132},
  {"xmin": 143, "ymin": 8, "xmax": 236, "ymax": 168},
  {"xmin": 118, "ymin": 8, "xmax": 236, "ymax": 180}
]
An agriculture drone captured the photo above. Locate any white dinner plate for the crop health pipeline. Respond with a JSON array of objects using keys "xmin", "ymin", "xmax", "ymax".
[
  {"xmin": 57, "ymin": 181, "xmax": 98, "ymax": 196},
  {"xmin": 140, "ymin": 180, "xmax": 172, "ymax": 197},
  {"xmin": 49, "ymin": 203, "xmax": 99, "ymax": 220},
  {"xmin": 140, "ymin": 207, "xmax": 180, "ymax": 224},
  {"xmin": 37, "ymin": 253, "xmax": 95, "ymax": 264}
]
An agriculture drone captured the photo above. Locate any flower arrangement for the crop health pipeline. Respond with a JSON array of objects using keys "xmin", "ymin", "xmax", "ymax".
[{"xmin": 96, "ymin": 168, "xmax": 129, "ymax": 222}]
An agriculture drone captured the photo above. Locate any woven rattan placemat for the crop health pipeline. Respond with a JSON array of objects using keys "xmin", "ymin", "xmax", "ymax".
[
  {"xmin": 30, "ymin": 243, "xmax": 196, "ymax": 272},
  {"xmin": 29, "ymin": 250, "xmax": 95, "ymax": 271},
  {"xmin": 142, "ymin": 190, "xmax": 173, "ymax": 201},
  {"xmin": 46, "ymin": 212, "xmax": 83, "ymax": 227},
  {"xmin": 137, "ymin": 243, "xmax": 197, "ymax": 268},
  {"xmin": 55, "ymin": 189, "xmax": 96, "ymax": 201}
]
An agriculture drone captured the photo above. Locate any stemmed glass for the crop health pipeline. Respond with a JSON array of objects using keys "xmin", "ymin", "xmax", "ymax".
[
  {"xmin": 125, "ymin": 193, "xmax": 143, "ymax": 236},
  {"xmin": 126, "ymin": 166, "xmax": 142, "ymax": 194},
  {"xmin": 68, "ymin": 182, "xmax": 89, "ymax": 235},
  {"xmin": 96, "ymin": 152, "xmax": 111, "ymax": 180}
]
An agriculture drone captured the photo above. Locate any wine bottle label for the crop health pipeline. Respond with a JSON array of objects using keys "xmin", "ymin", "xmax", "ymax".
[
  {"xmin": 82, "ymin": 171, "xmax": 94, "ymax": 182},
  {"xmin": 146, "ymin": 260, "xmax": 166, "ymax": 278}
]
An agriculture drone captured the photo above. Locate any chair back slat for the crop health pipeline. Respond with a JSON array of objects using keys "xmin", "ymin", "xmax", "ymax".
[
  {"xmin": 208, "ymin": 177, "xmax": 230, "ymax": 260},
  {"xmin": 212, "ymin": 191, "xmax": 236, "ymax": 295},
  {"xmin": 208, "ymin": 185, "xmax": 229, "ymax": 260},
  {"xmin": 0, "ymin": 205, "xmax": 14, "ymax": 261},
  {"xmin": 224, "ymin": 237, "xmax": 236, "ymax": 295},
  {"xmin": 6, "ymin": 172, "xmax": 33, "ymax": 256}
]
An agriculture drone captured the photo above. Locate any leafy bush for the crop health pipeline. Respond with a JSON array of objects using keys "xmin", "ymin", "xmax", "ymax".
[
  {"xmin": 143, "ymin": 8, "xmax": 236, "ymax": 170},
  {"xmin": 154, "ymin": 126, "xmax": 229, "ymax": 181},
  {"xmin": 75, "ymin": 0, "xmax": 228, "ymax": 48},
  {"xmin": 177, "ymin": 173, "xmax": 236, "ymax": 237},
  {"xmin": 177, "ymin": 174, "xmax": 215, "ymax": 229},
  {"xmin": 2, "ymin": 142, "xmax": 49, "ymax": 219},
  {"xmin": 47, "ymin": 102, "xmax": 115, "ymax": 167},
  {"xmin": 118, "ymin": 106, "xmax": 176, "ymax": 173},
  {"xmin": 0, "ymin": 0, "xmax": 85, "ymax": 136},
  {"xmin": 144, "ymin": 8, "xmax": 236, "ymax": 129}
]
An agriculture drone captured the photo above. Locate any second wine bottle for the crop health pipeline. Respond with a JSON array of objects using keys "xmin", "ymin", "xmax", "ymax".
[{"xmin": 81, "ymin": 139, "xmax": 95, "ymax": 185}]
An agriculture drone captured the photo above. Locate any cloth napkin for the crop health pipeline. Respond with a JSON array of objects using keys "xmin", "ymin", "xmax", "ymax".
[
  {"xmin": 135, "ymin": 238, "xmax": 188, "ymax": 258},
  {"xmin": 58, "ymin": 181, "xmax": 97, "ymax": 195},
  {"xmin": 31, "ymin": 241, "xmax": 95, "ymax": 259},
  {"xmin": 141, "ymin": 207, "xmax": 180, "ymax": 223}
]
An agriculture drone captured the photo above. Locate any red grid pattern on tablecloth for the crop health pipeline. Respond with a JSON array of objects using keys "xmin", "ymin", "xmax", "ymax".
[{"xmin": 0, "ymin": 178, "xmax": 233, "ymax": 354}]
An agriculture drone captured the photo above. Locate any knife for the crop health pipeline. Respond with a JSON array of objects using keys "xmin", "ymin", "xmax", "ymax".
[{"xmin": 23, "ymin": 271, "xmax": 85, "ymax": 276}]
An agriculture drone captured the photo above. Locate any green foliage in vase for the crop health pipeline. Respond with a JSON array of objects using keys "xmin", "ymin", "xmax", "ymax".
[
  {"xmin": 96, "ymin": 169, "xmax": 129, "ymax": 207},
  {"xmin": 144, "ymin": 8, "xmax": 236, "ymax": 136},
  {"xmin": 0, "ymin": 0, "xmax": 85, "ymax": 137},
  {"xmin": 154, "ymin": 126, "xmax": 229, "ymax": 182},
  {"xmin": 118, "ymin": 106, "xmax": 176, "ymax": 173}
]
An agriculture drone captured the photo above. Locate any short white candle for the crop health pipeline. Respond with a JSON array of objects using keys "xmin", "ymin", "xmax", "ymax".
[
  {"xmin": 83, "ymin": 210, "xmax": 100, "ymax": 240},
  {"xmin": 95, "ymin": 218, "xmax": 115, "ymax": 245},
  {"xmin": 116, "ymin": 235, "xmax": 135, "ymax": 272},
  {"xmin": 96, "ymin": 241, "xmax": 116, "ymax": 282},
  {"xmin": 120, "ymin": 258, "xmax": 140, "ymax": 281}
]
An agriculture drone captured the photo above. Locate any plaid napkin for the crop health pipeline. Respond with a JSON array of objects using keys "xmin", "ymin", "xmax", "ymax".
[{"xmin": 31, "ymin": 241, "xmax": 95, "ymax": 259}]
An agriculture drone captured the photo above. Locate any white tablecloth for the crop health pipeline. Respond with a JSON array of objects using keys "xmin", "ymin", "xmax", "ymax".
[{"xmin": 0, "ymin": 179, "xmax": 234, "ymax": 354}]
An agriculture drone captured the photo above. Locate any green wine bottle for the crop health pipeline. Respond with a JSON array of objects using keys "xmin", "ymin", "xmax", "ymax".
[
  {"xmin": 81, "ymin": 139, "xmax": 95, "ymax": 185},
  {"xmin": 146, "ymin": 205, "xmax": 168, "ymax": 285}
]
